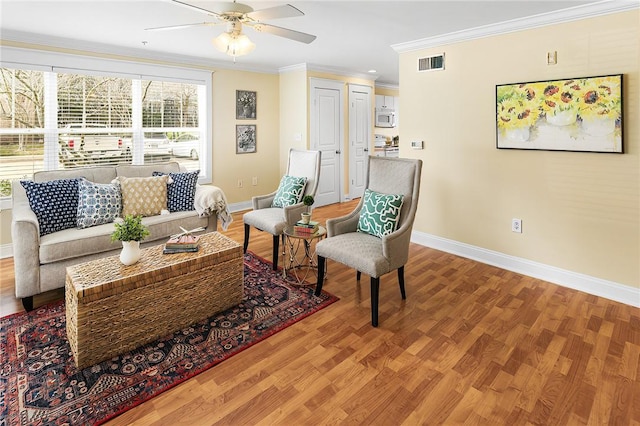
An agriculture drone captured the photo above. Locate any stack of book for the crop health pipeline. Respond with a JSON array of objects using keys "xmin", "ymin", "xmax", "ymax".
[
  {"xmin": 293, "ymin": 220, "xmax": 319, "ymax": 234},
  {"xmin": 163, "ymin": 234, "xmax": 200, "ymax": 254}
]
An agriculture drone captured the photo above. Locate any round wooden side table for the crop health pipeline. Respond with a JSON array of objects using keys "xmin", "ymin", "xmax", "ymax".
[{"xmin": 282, "ymin": 224, "xmax": 327, "ymax": 285}]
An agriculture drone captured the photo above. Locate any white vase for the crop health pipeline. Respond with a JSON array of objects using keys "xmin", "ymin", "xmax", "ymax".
[
  {"xmin": 546, "ymin": 109, "xmax": 577, "ymax": 126},
  {"xmin": 120, "ymin": 241, "xmax": 141, "ymax": 266},
  {"xmin": 301, "ymin": 212, "xmax": 311, "ymax": 224},
  {"xmin": 505, "ymin": 127, "xmax": 530, "ymax": 142},
  {"xmin": 582, "ymin": 117, "xmax": 615, "ymax": 136}
]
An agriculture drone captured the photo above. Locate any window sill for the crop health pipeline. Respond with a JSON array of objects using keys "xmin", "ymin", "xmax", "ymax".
[{"xmin": 0, "ymin": 197, "xmax": 12, "ymax": 211}]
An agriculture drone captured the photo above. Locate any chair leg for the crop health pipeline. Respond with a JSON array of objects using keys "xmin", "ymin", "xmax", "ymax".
[
  {"xmin": 356, "ymin": 271, "xmax": 361, "ymax": 281},
  {"xmin": 243, "ymin": 224, "xmax": 250, "ymax": 253},
  {"xmin": 398, "ymin": 266, "xmax": 406, "ymax": 299},
  {"xmin": 370, "ymin": 277, "xmax": 380, "ymax": 327},
  {"xmin": 315, "ymin": 255, "xmax": 326, "ymax": 296},
  {"xmin": 22, "ymin": 296, "xmax": 34, "ymax": 312},
  {"xmin": 272, "ymin": 235, "xmax": 279, "ymax": 270}
]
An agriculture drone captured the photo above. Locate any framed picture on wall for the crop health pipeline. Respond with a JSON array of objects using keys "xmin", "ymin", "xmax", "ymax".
[
  {"xmin": 496, "ymin": 74, "xmax": 623, "ymax": 153},
  {"xmin": 236, "ymin": 124, "xmax": 256, "ymax": 154},
  {"xmin": 236, "ymin": 90, "xmax": 257, "ymax": 119}
]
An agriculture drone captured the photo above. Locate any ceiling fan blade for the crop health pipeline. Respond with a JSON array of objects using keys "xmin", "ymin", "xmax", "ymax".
[
  {"xmin": 252, "ymin": 23, "xmax": 316, "ymax": 44},
  {"xmin": 170, "ymin": 0, "xmax": 222, "ymax": 18},
  {"xmin": 246, "ymin": 4, "xmax": 304, "ymax": 22},
  {"xmin": 145, "ymin": 22, "xmax": 218, "ymax": 31}
]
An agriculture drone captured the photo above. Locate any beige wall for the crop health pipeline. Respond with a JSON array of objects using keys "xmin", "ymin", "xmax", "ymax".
[
  {"xmin": 279, "ymin": 69, "xmax": 309, "ymax": 174},
  {"xmin": 0, "ymin": 210, "xmax": 11, "ymax": 244},
  {"xmin": 211, "ymin": 69, "xmax": 280, "ymax": 203},
  {"xmin": 399, "ymin": 10, "xmax": 639, "ymax": 288},
  {"xmin": 375, "ymin": 87, "xmax": 399, "ymax": 97}
]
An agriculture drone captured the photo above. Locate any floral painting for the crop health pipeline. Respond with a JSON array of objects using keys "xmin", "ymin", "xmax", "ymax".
[
  {"xmin": 236, "ymin": 124, "xmax": 256, "ymax": 154},
  {"xmin": 236, "ymin": 90, "xmax": 256, "ymax": 119},
  {"xmin": 496, "ymin": 74, "xmax": 623, "ymax": 153}
]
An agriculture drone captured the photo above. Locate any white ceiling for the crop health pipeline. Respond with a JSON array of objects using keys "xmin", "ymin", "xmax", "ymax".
[{"xmin": 0, "ymin": 0, "xmax": 614, "ymax": 85}]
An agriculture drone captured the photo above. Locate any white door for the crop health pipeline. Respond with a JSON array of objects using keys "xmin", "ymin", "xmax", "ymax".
[
  {"xmin": 348, "ymin": 84, "xmax": 371, "ymax": 200},
  {"xmin": 310, "ymin": 79, "xmax": 344, "ymax": 207}
]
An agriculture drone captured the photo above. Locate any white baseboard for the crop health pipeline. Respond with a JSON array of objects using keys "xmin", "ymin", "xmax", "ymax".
[
  {"xmin": 227, "ymin": 201, "xmax": 252, "ymax": 213},
  {"xmin": 411, "ymin": 230, "xmax": 639, "ymax": 308},
  {"xmin": 0, "ymin": 243, "xmax": 12, "ymax": 259}
]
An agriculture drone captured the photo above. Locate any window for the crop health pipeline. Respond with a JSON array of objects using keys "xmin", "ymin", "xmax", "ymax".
[{"xmin": 0, "ymin": 47, "xmax": 212, "ymax": 205}]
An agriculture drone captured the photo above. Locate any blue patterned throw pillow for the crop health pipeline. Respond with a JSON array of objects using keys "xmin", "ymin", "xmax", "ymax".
[
  {"xmin": 271, "ymin": 175, "xmax": 307, "ymax": 208},
  {"xmin": 357, "ymin": 189, "xmax": 404, "ymax": 238},
  {"xmin": 76, "ymin": 178, "xmax": 122, "ymax": 229},
  {"xmin": 21, "ymin": 178, "xmax": 80, "ymax": 236},
  {"xmin": 152, "ymin": 170, "xmax": 199, "ymax": 212}
]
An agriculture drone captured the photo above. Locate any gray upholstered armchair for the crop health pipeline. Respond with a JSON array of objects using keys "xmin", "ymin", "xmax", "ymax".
[
  {"xmin": 314, "ymin": 156, "xmax": 422, "ymax": 327},
  {"xmin": 243, "ymin": 148, "xmax": 321, "ymax": 269}
]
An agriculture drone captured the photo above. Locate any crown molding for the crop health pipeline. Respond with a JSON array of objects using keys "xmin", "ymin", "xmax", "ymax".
[
  {"xmin": 309, "ymin": 63, "xmax": 377, "ymax": 81},
  {"xmin": 0, "ymin": 30, "xmax": 278, "ymax": 75},
  {"xmin": 374, "ymin": 82, "xmax": 399, "ymax": 90},
  {"xmin": 278, "ymin": 63, "xmax": 308, "ymax": 74},
  {"xmin": 278, "ymin": 62, "xmax": 377, "ymax": 82},
  {"xmin": 392, "ymin": 0, "xmax": 639, "ymax": 53}
]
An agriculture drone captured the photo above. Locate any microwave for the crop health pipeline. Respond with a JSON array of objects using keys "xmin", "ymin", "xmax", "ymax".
[{"xmin": 375, "ymin": 107, "xmax": 395, "ymax": 128}]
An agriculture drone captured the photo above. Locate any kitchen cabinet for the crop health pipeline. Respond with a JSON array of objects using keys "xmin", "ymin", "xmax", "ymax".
[
  {"xmin": 375, "ymin": 95, "xmax": 396, "ymax": 110},
  {"xmin": 373, "ymin": 147, "xmax": 399, "ymax": 158},
  {"xmin": 375, "ymin": 95, "xmax": 399, "ymax": 128}
]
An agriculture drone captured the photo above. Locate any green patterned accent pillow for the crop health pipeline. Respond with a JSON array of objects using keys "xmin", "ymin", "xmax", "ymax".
[
  {"xmin": 357, "ymin": 189, "xmax": 405, "ymax": 238},
  {"xmin": 272, "ymin": 175, "xmax": 308, "ymax": 208}
]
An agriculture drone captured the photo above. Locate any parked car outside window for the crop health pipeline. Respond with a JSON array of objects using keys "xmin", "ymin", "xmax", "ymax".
[
  {"xmin": 122, "ymin": 132, "xmax": 172, "ymax": 156},
  {"xmin": 58, "ymin": 123, "xmax": 125, "ymax": 166},
  {"xmin": 169, "ymin": 133, "xmax": 199, "ymax": 160}
]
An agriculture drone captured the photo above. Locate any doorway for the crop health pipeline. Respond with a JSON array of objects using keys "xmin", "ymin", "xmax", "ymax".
[
  {"xmin": 310, "ymin": 78, "xmax": 344, "ymax": 207},
  {"xmin": 348, "ymin": 84, "xmax": 371, "ymax": 200}
]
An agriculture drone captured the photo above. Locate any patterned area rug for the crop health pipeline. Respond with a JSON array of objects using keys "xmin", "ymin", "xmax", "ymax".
[{"xmin": 0, "ymin": 252, "xmax": 338, "ymax": 426}]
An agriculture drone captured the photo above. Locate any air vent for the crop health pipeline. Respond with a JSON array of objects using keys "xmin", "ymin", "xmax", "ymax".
[{"xmin": 418, "ymin": 53, "xmax": 445, "ymax": 72}]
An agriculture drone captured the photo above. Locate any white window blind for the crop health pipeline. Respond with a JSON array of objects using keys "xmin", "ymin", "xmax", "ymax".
[{"xmin": 0, "ymin": 47, "xmax": 212, "ymax": 204}]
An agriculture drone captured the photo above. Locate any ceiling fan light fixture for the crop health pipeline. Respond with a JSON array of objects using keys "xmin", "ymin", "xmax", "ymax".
[{"xmin": 213, "ymin": 31, "xmax": 255, "ymax": 58}]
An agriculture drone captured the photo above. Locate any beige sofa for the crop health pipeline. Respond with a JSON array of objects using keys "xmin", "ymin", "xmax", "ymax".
[{"xmin": 11, "ymin": 162, "xmax": 220, "ymax": 311}]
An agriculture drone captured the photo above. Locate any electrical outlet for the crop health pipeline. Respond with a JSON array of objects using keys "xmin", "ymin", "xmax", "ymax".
[
  {"xmin": 237, "ymin": 179, "xmax": 243, "ymax": 188},
  {"xmin": 252, "ymin": 176, "xmax": 258, "ymax": 186},
  {"xmin": 512, "ymin": 218, "xmax": 522, "ymax": 233}
]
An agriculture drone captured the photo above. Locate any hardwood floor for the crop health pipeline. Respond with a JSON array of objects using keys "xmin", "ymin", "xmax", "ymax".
[{"xmin": 1, "ymin": 200, "xmax": 639, "ymax": 425}]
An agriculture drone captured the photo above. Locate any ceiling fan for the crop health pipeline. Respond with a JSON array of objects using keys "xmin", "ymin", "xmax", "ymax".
[{"xmin": 146, "ymin": 0, "xmax": 316, "ymax": 59}]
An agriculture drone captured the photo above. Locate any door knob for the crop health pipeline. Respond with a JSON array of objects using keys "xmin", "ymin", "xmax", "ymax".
[
  {"xmin": 335, "ymin": 150, "xmax": 341, "ymax": 154},
  {"xmin": 364, "ymin": 148, "xmax": 369, "ymax": 152}
]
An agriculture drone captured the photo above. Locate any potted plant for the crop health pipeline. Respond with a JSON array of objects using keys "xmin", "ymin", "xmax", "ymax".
[
  {"xmin": 111, "ymin": 214, "xmax": 150, "ymax": 265},
  {"xmin": 301, "ymin": 195, "xmax": 314, "ymax": 224}
]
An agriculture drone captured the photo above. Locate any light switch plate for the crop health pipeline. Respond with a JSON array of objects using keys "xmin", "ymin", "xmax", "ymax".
[{"xmin": 411, "ymin": 140, "xmax": 424, "ymax": 149}]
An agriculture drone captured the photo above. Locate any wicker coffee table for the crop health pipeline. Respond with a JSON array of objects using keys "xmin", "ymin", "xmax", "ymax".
[{"xmin": 65, "ymin": 232, "xmax": 243, "ymax": 369}]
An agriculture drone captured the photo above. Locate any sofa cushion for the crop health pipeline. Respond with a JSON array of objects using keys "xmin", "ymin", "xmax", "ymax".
[
  {"xmin": 271, "ymin": 175, "xmax": 307, "ymax": 208},
  {"xmin": 20, "ymin": 178, "xmax": 80, "ymax": 236},
  {"xmin": 39, "ymin": 210, "xmax": 209, "ymax": 264},
  {"xmin": 34, "ymin": 166, "xmax": 117, "ymax": 184},
  {"xmin": 152, "ymin": 170, "xmax": 199, "ymax": 212},
  {"xmin": 357, "ymin": 189, "xmax": 404, "ymax": 238},
  {"xmin": 76, "ymin": 178, "xmax": 122, "ymax": 229},
  {"xmin": 115, "ymin": 175, "xmax": 169, "ymax": 217}
]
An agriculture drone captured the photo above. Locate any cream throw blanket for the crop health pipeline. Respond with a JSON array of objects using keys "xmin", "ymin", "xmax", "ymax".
[{"xmin": 194, "ymin": 185, "xmax": 233, "ymax": 231}]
